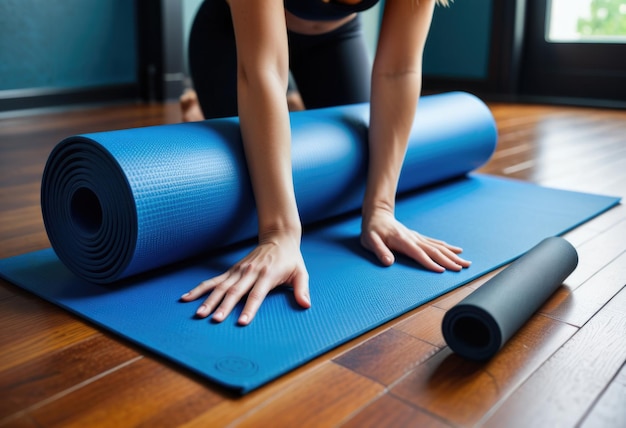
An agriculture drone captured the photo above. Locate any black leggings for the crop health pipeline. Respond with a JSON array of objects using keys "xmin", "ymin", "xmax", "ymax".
[{"xmin": 188, "ymin": 0, "xmax": 372, "ymax": 119}]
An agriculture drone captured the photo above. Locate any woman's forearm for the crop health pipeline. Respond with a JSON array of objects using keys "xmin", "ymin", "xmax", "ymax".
[
  {"xmin": 230, "ymin": 0, "xmax": 301, "ymax": 239},
  {"xmin": 238, "ymin": 72, "xmax": 302, "ymax": 238},
  {"xmin": 363, "ymin": 69, "xmax": 421, "ymax": 217},
  {"xmin": 363, "ymin": 0, "xmax": 435, "ymax": 217}
]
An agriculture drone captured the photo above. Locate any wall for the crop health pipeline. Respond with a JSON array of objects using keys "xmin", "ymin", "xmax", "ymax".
[
  {"xmin": 423, "ymin": 0, "xmax": 494, "ymax": 80},
  {"xmin": 0, "ymin": 0, "xmax": 137, "ymax": 93},
  {"xmin": 0, "ymin": 0, "xmax": 492, "ymax": 110}
]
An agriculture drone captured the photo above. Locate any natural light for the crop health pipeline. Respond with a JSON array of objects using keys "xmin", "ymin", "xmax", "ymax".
[{"xmin": 548, "ymin": 0, "xmax": 626, "ymax": 43}]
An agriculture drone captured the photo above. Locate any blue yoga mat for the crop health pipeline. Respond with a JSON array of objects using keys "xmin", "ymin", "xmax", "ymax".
[
  {"xmin": 0, "ymin": 92, "xmax": 620, "ymax": 393},
  {"xmin": 40, "ymin": 92, "xmax": 497, "ymax": 283}
]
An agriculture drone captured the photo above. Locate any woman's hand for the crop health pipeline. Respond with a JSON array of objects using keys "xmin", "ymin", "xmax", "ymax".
[
  {"xmin": 186, "ymin": 0, "xmax": 307, "ymax": 326},
  {"xmin": 361, "ymin": 206, "xmax": 471, "ymax": 272},
  {"xmin": 180, "ymin": 230, "xmax": 310, "ymax": 325},
  {"xmin": 362, "ymin": 0, "xmax": 457, "ymax": 273}
]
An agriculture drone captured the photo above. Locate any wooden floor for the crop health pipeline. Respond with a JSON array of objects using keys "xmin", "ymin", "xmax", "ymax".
[{"xmin": 0, "ymin": 98, "xmax": 625, "ymax": 427}]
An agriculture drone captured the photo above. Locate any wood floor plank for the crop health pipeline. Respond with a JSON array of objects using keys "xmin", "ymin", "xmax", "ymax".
[
  {"xmin": 481, "ymin": 286, "xmax": 626, "ymax": 428},
  {"xmin": 0, "ymin": 414, "xmax": 39, "ymax": 428},
  {"xmin": 562, "ymin": 205, "xmax": 625, "ymax": 248},
  {"xmin": 178, "ymin": 365, "xmax": 329, "ymax": 428},
  {"xmin": 389, "ymin": 314, "xmax": 577, "ymax": 427},
  {"xmin": 394, "ymin": 306, "xmax": 448, "ymax": 348},
  {"xmin": 429, "ymin": 266, "xmax": 506, "ymax": 310},
  {"xmin": 0, "ymin": 283, "xmax": 15, "ymax": 301},
  {"xmin": 29, "ymin": 357, "xmax": 223, "ymax": 428},
  {"xmin": 183, "ymin": 363, "xmax": 384, "ymax": 428},
  {"xmin": 579, "ymin": 361, "xmax": 626, "ymax": 428},
  {"xmin": 541, "ymin": 252, "xmax": 626, "ymax": 327},
  {"xmin": 483, "ymin": 105, "xmax": 626, "ymax": 198},
  {"xmin": 561, "ymin": 220, "xmax": 626, "ymax": 292},
  {"xmin": 0, "ymin": 294, "xmax": 99, "ymax": 372},
  {"xmin": 0, "ymin": 232, "xmax": 49, "ymax": 259},
  {"xmin": 534, "ymin": 144, "xmax": 626, "ymax": 184},
  {"xmin": 132, "ymin": 385, "xmax": 232, "ymax": 428},
  {"xmin": 0, "ymin": 321, "xmax": 99, "ymax": 375},
  {"xmin": 488, "ymin": 124, "xmax": 626, "ymax": 180},
  {"xmin": 0, "ymin": 183, "xmax": 41, "ymax": 211},
  {"xmin": 540, "ymin": 156, "xmax": 626, "ymax": 196},
  {"xmin": 334, "ymin": 328, "xmax": 438, "ymax": 386},
  {"xmin": 0, "ymin": 103, "xmax": 179, "ymax": 137},
  {"xmin": 0, "ymin": 334, "xmax": 139, "ymax": 420},
  {"xmin": 429, "ymin": 286, "xmax": 474, "ymax": 311},
  {"xmin": 0, "ymin": 209, "xmax": 47, "ymax": 258},
  {"xmin": 340, "ymin": 394, "xmax": 452, "ymax": 428}
]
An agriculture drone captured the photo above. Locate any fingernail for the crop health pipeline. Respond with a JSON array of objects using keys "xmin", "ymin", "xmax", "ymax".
[
  {"xmin": 196, "ymin": 305, "xmax": 208, "ymax": 315},
  {"xmin": 214, "ymin": 311, "xmax": 224, "ymax": 320},
  {"xmin": 239, "ymin": 314, "xmax": 249, "ymax": 324},
  {"xmin": 181, "ymin": 292, "xmax": 189, "ymax": 299}
]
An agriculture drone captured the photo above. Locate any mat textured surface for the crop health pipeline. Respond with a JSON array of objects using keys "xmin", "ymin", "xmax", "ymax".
[{"xmin": 0, "ymin": 93, "xmax": 620, "ymax": 393}]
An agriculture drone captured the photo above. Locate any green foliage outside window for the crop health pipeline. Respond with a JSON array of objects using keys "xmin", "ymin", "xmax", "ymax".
[{"xmin": 577, "ymin": 0, "xmax": 626, "ymax": 37}]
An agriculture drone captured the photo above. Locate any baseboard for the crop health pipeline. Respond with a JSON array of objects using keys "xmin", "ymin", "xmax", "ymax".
[{"xmin": 0, "ymin": 84, "xmax": 140, "ymax": 114}]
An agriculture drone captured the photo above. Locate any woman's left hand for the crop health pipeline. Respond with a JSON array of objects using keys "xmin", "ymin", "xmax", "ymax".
[{"xmin": 360, "ymin": 207, "xmax": 471, "ymax": 272}]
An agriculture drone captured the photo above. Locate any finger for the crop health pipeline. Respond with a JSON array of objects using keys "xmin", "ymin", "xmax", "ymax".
[
  {"xmin": 237, "ymin": 274, "xmax": 274, "ymax": 325},
  {"xmin": 422, "ymin": 239, "xmax": 472, "ymax": 269},
  {"xmin": 424, "ymin": 236, "xmax": 464, "ymax": 254},
  {"xmin": 401, "ymin": 242, "xmax": 447, "ymax": 273},
  {"xmin": 291, "ymin": 267, "xmax": 311, "ymax": 309},
  {"xmin": 194, "ymin": 264, "xmax": 248, "ymax": 318},
  {"xmin": 378, "ymin": 230, "xmax": 442, "ymax": 272},
  {"xmin": 211, "ymin": 263, "xmax": 259, "ymax": 322},
  {"xmin": 239, "ymin": 264, "xmax": 310, "ymax": 325},
  {"xmin": 180, "ymin": 271, "xmax": 230, "ymax": 301},
  {"xmin": 420, "ymin": 244, "xmax": 465, "ymax": 272},
  {"xmin": 439, "ymin": 246, "xmax": 472, "ymax": 268},
  {"xmin": 412, "ymin": 233, "xmax": 469, "ymax": 269},
  {"xmin": 195, "ymin": 284, "xmax": 229, "ymax": 318},
  {"xmin": 193, "ymin": 267, "xmax": 248, "ymax": 317},
  {"xmin": 362, "ymin": 231, "xmax": 395, "ymax": 266}
]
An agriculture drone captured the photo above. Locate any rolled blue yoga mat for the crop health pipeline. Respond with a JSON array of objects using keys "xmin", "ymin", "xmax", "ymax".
[
  {"xmin": 0, "ymin": 92, "xmax": 620, "ymax": 393},
  {"xmin": 41, "ymin": 92, "xmax": 496, "ymax": 283}
]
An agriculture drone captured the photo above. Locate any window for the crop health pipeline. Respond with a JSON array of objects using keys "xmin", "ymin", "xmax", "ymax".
[
  {"xmin": 547, "ymin": 0, "xmax": 626, "ymax": 43},
  {"xmin": 519, "ymin": 0, "xmax": 626, "ymax": 104}
]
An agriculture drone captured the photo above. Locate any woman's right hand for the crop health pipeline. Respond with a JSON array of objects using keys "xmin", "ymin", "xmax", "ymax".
[{"xmin": 180, "ymin": 229, "xmax": 310, "ymax": 325}]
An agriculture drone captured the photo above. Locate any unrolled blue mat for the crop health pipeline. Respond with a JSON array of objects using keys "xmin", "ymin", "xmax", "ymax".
[{"xmin": 0, "ymin": 92, "xmax": 620, "ymax": 393}]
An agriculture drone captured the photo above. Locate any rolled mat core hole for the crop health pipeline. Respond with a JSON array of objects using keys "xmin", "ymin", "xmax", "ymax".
[
  {"xmin": 71, "ymin": 187, "xmax": 103, "ymax": 235},
  {"xmin": 452, "ymin": 315, "xmax": 491, "ymax": 349}
]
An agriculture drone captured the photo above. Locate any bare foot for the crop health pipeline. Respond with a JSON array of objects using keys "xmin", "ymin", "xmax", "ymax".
[
  {"xmin": 287, "ymin": 91, "xmax": 305, "ymax": 111},
  {"xmin": 180, "ymin": 89, "xmax": 205, "ymax": 122},
  {"xmin": 181, "ymin": 88, "xmax": 304, "ymax": 121}
]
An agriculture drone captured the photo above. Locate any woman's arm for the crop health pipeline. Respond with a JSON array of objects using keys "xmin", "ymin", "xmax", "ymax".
[
  {"xmin": 361, "ymin": 0, "xmax": 471, "ymax": 271},
  {"xmin": 181, "ymin": 0, "xmax": 310, "ymax": 325}
]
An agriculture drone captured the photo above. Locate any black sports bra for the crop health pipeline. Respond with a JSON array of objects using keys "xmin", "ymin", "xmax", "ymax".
[{"xmin": 284, "ymin": 0, "xmax": 381, "ymax": 21}]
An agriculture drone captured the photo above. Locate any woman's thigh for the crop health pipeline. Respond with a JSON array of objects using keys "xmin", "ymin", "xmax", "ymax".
[
  {"xmin": 189, "ymin": 4, "xmax": 372, "ymax": 117},
  {"xmin": 288, "ymin": 16, "xmax": 372, "ymax": 109},
  {"xmin": 188, "ymin": 0, "xmax": 238, "ymax": 119}
]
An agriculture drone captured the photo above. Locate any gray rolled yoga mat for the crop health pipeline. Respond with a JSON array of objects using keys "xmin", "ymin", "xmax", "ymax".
[{"xmin": 441, "ymin": 236, "xmax": 579, "ymax": 361}]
